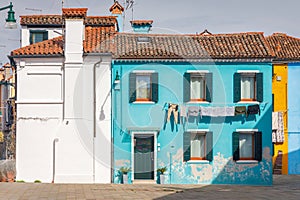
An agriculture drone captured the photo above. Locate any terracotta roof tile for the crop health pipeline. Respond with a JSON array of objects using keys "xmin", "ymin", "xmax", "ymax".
[
  {"xmin": 62, "ymin": 8, "xmax": 87, "ymax": 18},
  {"xmin": 11, "ymin": 26, "xmax": 116, "ymax": 56},
  {"xmin": 130, "ymin": 20, "xmax": 153, "ymax": 26},
  {"xmin": 113, "ymin": 32, "xmax": 274, "ymax": 60},
  {"xmin": 84, "ymin": 27, "xmax": 115, "ymax": 53},
  {"xmin": 109, "ymin": 1, "xmax": 124, "ymax": 12},
  {"xmin": 11, "ymin": 36, "xmax": 64, "ymax": 56},
  {"xmin": 266, "ymin": 33, "xmax": 300, "ymax": 61},
  {"xmin": 20, "ymin": 15, "xmax": 117, "ymax": 26}
]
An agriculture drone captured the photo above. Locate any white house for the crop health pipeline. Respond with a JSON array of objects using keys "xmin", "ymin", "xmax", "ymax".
[{"xmin": 10, "ymin": 5, "xmax": 122, "ymax": 183}]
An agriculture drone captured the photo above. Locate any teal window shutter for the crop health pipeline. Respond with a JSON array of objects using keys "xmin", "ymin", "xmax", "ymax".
[
  {"xmin": 254, "ymin": 132, "xmax": 262, "ymax": 161},
  {"xmin": 205, "ymin": 131, "xmax": 213, "ymax": 161},
  {"xmin": 232, "ymin": 132, "xmax": 240, "ymax": 161},
  {"xmin": 29, "ymin": 32, "xmax": 33, "ymax": 44},
  {"xmin": 151, "ymin": 72, "xmax": 158, "ymax": 103},
  {"xmin": 183, "ymin": 73, "xmax": 190, "ymax": 102},
  {"xmin": 256, "ymin": 73, "xmax": 263, "ymax": 102},
  {"xmin": 233, "ymin": 73, "xmax": 241, "ymax": 103},
  {"xmin": 129, "ymin": 73, "xmax": 136, "ymax": 103},
  {"xmin": 43, "ymin": 31, "xmax": 48, "ymax": 41},
  {"xmin": 183, "ymin": 132, "xmax": 191, "ymax": 162},
  {"xmin": 205, "ymin": 73, "xmax": 213, "ymax": 102}
]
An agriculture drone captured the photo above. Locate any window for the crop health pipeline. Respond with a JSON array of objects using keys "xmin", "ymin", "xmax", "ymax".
[
  {"xmin": 232, "ymin": 131, "xmax": 262, "ymax": 161},
  {"xmin": 183, "ymin": 72, "xmax": 212, "ymax": 102},
  {"xmin": 129, "ymin": 72, "xmax": 158, "ymax": 103},
  {"xmin": 234, "ymin": 72, "xmax": 263, "ymax": 102},
  {"xmin": 30, "ymin": 30, "xmax": 48, "ymax": 44},
  {"xmin": 183, "ymin": 131, "xmax": 213, "ymax": 162},
  {"xmin": 190, "ymin": 74, "xmax": 206, "ymax": 101}
]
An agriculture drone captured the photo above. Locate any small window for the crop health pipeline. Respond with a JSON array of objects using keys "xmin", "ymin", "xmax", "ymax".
[
  {"xmin": 234, "ymin": 72, "xmax": 263, "ymax": 102},
  {"xmin": 190, "ymin": 132, "xmax": 206, "ymax": 160},
  {"xmin": 129, "ymin": 72, "xmax": 158, "ymax": 103},
  {"xmin": 136, "ymin": 74, "xmax": 151, "ymax": 101},
  {"xmin": 30, "ymin": 30, "xmax": 48, "ymax": 44},
  {"xmin": 190, "ymin": 74, "xmax": 206, "ymax": 101},
  {"xmin": 183, "ymin": 72, "xmax": 213, "ymax": 102},
  {"xmin": 183, "ymin": 131, "xmax": 213, "ymax": 162},
  {"xmin": 233, "ymin": 131, "xmax": 262, "ymax": 161}
]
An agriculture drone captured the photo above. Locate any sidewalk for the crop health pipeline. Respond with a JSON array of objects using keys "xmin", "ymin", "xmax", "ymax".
[{"xmin": 0, "ymin": 175, "xmax": 299, "ymax": 200}]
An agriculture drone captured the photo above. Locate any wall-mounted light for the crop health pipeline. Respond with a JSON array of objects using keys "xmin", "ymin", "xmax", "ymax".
[
  {"xmin": 114, "ymin": 70, "xmax": 120, "ymax": 83},
  {"xmin": 0, "ymin": 2, "xmax": 17, "ymax": 29},
  {"xmin": 114, "ymin": 70, "xmax": 121, "ymax": 90}
]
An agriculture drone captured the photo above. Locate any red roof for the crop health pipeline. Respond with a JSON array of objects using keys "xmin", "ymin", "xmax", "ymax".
[
  {"xmin": 11, "ymin": 31, "xmax": 275, "ymax": 60},
  {"xmin": 62, "ymin": 8, "xmax": 87, "ymax": 18},
  {"xmin": 109, "ymin": 1, "xmax": 124, "ymax": 12},
  {"xmin": 266, "ymin": 33, "xmax": 300, "ymax": 61},
  {"xmin": 20, "ymin": 15, "xmax": 117, "ymax": 26},
  {"xmin": 113, "ymin": 32, "xmax": 274, "ymax": 60}
]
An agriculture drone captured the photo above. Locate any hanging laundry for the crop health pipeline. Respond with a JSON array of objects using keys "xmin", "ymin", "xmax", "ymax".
[
  {"xmin": 188, "ymin": 106, "xmax": 200, "ymax": 117},
  {"xmin": 200, "ymin": 106, "xmax": 211, "ymax": 116},
  {"xmin": 167, "ymin": 103, "xmax": 179, "ymax": 124},
  {"xmin": 247, "ymin": 104, "xmax": 260, "ymax": 116},
  {"xmin": 225, "ymin": 107, "xmax": 235, "ymax": 116},
  {"xmin": 272, "ymin": 112, "xmax": 284, "ymax": 143},
  {"xmin": 180, "ymin": 105, "xmax": 187, "ymax": 124},
  {"xmin": 235, "ymin": 106, "xmax": 246, "ymax": 116}
]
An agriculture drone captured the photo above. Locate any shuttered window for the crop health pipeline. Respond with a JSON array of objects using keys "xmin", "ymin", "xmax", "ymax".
[
  {"xmin": 234, "ymin": 72, "xmax": 263, "ymax": 102},
  {"xmin": 232, "ymin": 131, "xmax": 262, "ymax": 161},
  {"xmin": 129, "ymin": 72, "xmax": 158, "ymax": 103},
  {"xmin": 183, "ymin": 72, "xmax": 212, "ymax": 102},
  {"xmin": 183, "ymin": 131, "xmax": 213, "ymax": 162}
]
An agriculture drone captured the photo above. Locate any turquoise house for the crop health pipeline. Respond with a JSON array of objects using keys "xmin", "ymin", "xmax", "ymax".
[{"xmin": 111, "ymin": 29, "xmax": 274, "ymax": 185}]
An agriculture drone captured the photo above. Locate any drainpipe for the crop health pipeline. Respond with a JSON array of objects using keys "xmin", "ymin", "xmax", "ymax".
[
  {"xmin": 52, "ymin": 138, "xmax": 59, "ymax": 183},
  {"xmin": 93, "ymin": 59, "xmax": 102, "ymax": 183}
]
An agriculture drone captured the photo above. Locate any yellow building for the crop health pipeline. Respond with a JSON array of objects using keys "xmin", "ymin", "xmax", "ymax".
[{"xmin": 272, "ymin": 63, "xmax": 288, "ymax": 174}]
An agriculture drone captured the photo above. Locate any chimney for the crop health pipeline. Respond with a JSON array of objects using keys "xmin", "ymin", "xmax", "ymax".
[
  {"xmin": 109, "ymin": 1, "xmax": 124, "ymax": 32},
  {"xmin": 63, "ymin": 8, "xmax": 87, "ymax": 63},
  {"xmin": 130, "ymin": 20, "xmax": 153, "ymax": 34}
]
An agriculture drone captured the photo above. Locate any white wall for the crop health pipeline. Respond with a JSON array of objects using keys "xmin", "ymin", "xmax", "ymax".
[{"xmin": 15, "ymin": 55, "xmax": 112, "ymax": 183}]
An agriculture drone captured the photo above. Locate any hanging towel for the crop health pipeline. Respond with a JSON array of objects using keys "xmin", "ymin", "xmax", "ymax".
[
  {"xmin": 200, "ymin": 106, "xmax": 212, "ymax": 116},
  {"xmin": 180, "ymin": 105, "xmax": 187, "ymax": 117},
  {"xmin": 272, "ymin": 112, "xmax": 279, "ymax": 130},
  {"xmin": 225, "ymin": 106, "xmax": 235, "ymax": 116},
  {"xmin": 167, "ymin": 103, "xmax": 179, "ymax": 124},
  {"xmin": 272, "ymin": 112, "xmax": 285, "ymax": 143},
  {"xmin": 247, "ymin": 104, "xmax": 260, "ymax": 116},
  {"xmin": 188, "ymin": 106, "xmax": 200, "ymax": 117},
  {"xmin": 210, "ymin": 107, "xmax": 225, "ymax": 117},
  {"xmin": 235, "ymin": 106, "xmax": 246, "ymax": 116}
]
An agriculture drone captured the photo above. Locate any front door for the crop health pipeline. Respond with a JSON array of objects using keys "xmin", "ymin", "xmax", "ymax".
[{"xmin": 134, "ymin": 134, "xmax": 154, "ymax": 180}]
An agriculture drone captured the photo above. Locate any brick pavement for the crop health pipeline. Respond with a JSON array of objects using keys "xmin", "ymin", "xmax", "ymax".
[{"xmin": 0, "ymin": 175, "xmax": 299, "ymax": 200}]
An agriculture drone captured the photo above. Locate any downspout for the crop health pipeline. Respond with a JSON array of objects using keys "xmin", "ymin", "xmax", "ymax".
[
  {"xmin": 52, "ymin": 138, "xmax": 59, "ymax": 183},
  {"xmin": 93, "ymin": 59, "xmax": 102, "ymax": 183}
]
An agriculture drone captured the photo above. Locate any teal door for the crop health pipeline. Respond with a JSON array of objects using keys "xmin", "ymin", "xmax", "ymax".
[{"xmin": 134, "ymin": 134, "xmax": 154, "ymax": 179}]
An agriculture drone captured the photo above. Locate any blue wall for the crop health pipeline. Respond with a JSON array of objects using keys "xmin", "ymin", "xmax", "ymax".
[
  {"xmin": 112, "ymin": 61, "xmax": 273, "ymax": 185},
  {"xmin": 288, "ymin": 63, "xmax": 300, "ymax": 174}
]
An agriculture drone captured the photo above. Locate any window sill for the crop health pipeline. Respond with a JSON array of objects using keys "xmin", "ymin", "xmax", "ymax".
[
  {"xmin": 236, "ymin": 160, "xmax": 258, "ymax": 164},
  {"xmin": 132, "ymin": 101, "xmax": 155, "ymax": 104},
  {"xmin": 187, "ymin": 160, "xmax": 210, "ymax": 164},
  {"xmin": 187, "ymin": 101, "xmax": 210, "ymax": 104},
  {"xmin": 237, "ymin": 101, "xmax": 260, "ymax": 104}
]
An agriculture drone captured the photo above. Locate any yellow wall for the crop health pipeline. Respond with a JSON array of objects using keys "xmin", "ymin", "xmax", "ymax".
[{"xmin": 272, "ymin": 64, "xmax": 288, "ymax": 174}]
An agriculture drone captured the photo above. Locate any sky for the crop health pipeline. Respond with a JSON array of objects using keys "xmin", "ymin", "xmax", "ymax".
[{"xmin": 0, "ymin": 0, "xmax": 300, "ymax": 64}]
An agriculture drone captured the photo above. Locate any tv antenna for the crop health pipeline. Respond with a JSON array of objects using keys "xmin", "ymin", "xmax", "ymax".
[{"xmin": 25, "ymin": 8, "xmax": 42, "ymax": 13}]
